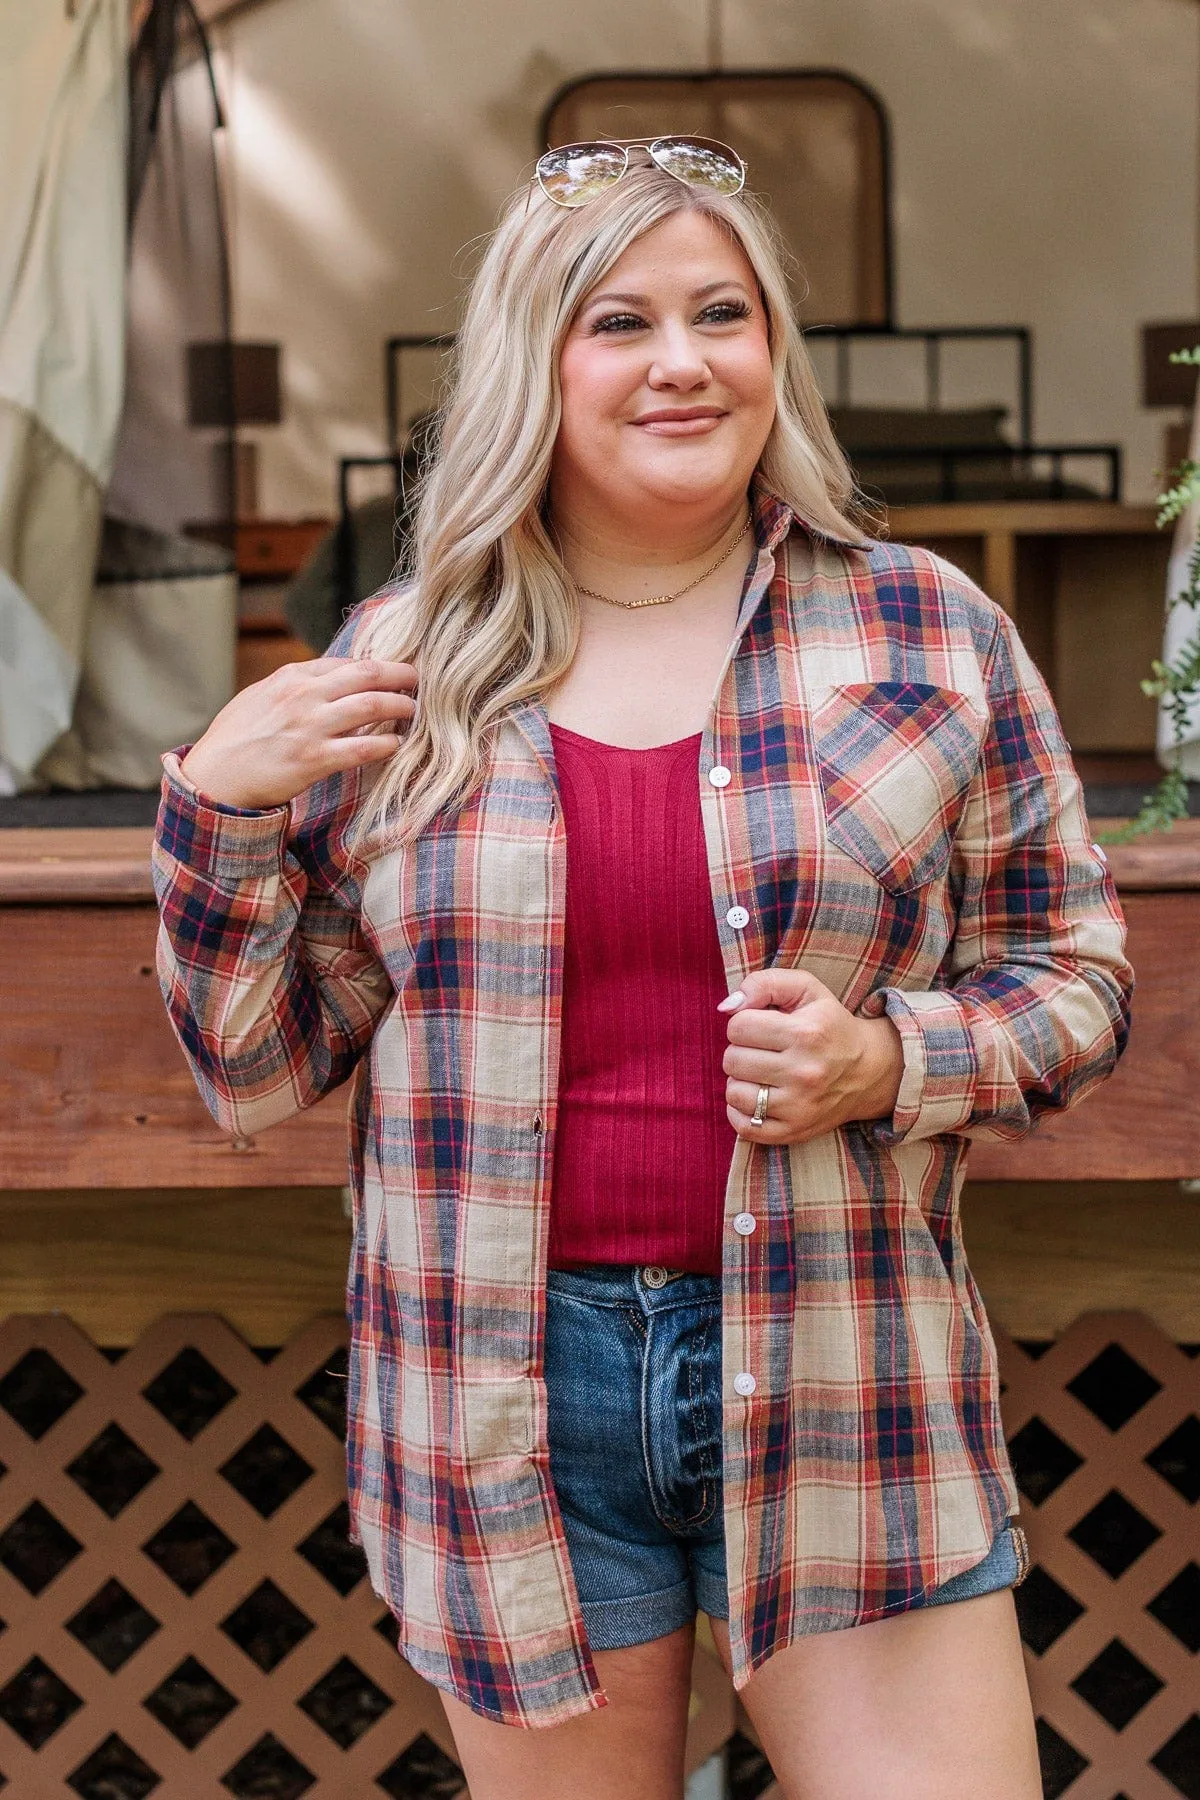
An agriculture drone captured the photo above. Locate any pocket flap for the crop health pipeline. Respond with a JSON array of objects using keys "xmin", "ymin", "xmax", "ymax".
[{"xmin": 813, "ymin": 681, "xmax": 986, "ymax": 893}]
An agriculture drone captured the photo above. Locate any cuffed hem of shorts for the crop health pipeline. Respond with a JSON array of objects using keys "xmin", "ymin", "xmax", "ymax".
[
  {"xmin": 578, "ymin": 1579, "xmax": 698, "ymax": 1651},
  {"xmin": 687, "ymin": 1522, "xmax": 1023, "ymax": 1629},
  {"xmin": 692, "ymin": 1563, "xmax": 730, "ymax": 1621},
  {"xmin": 925, "ymin": 1523, "xmax": 1022, "ymax": 1607}
]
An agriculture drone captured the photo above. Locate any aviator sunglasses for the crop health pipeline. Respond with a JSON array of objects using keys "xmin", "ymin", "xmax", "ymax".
[{"xmin": 532, "ymin": 136, "xmax": 747, "ymax": 209}]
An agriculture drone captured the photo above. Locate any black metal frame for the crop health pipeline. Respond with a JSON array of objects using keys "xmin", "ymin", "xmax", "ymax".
[
  {"xmin": 807, "ymin": 323, "xmax": 1034, "ymax": 444},
  {"xmin": 333, "ymin": 452, "xmax": 412, "ymax": 619},
  {"xmin": 807, "ymin": 323, "xmax": 1123, "ymax": 499},
  {"xmin": 384, "ymin": 334, "xmax": 454, "ymax": 454}
]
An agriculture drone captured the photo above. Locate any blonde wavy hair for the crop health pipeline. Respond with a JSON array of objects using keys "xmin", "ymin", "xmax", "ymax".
[{"xmin": 353, "ymin": 159, "xmax": 870, "ymax": 847}]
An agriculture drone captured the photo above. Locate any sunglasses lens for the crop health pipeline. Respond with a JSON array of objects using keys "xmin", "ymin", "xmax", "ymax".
[
  {"xmin": 536, "ymin": 143, "xmax": 627, "ymax": 207},
  {"xmin": 650, "ymin": 137, "xmax": 745, "ymax": 195}
]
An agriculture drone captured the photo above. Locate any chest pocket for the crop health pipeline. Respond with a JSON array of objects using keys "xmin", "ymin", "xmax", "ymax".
[{"xmin": 812, "ymin": 681, "xmax": 987, "ymax": 894}]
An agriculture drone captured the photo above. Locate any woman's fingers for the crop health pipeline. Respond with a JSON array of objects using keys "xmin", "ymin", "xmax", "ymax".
[
  {"xmin": 726, "ymin": 1091, "xmax": 791, "ymax": 1140},
  {"xmin": 178, "ymin": 654, "xmax": 418, "ymax": 809},
  {"xmin": 724, "ymin": 1006, "xmax": 795, "ymax": 1052},
  {"xmin": 323, "ymin": 688, "xmax": 418, "ymax": 734},
  {"xmin": 722, "ymin": 1044, "xmax": 784, "ymax": 1085},
  {"xmin": 726, "ymin": 1079, "xmax": 826, "ymax": 1140},
  {"xmin": 325, "ymin": 733, "xmax": 405, "ymax": 769},
  {"xmin": 309, "ymin": 656, "xmax": 419, "ymax": 700},
  {"xmin": 726, "ymin": 1075, "xmax": 791, "ymax": 1111}
]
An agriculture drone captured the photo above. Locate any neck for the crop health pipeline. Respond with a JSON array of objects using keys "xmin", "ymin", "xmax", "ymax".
[{"xmin": 548, "ymin": 490, "xmax": 753, "ymax": 597}]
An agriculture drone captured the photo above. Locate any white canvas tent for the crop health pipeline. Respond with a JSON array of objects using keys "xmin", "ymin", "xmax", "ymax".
[{"xmin": 0, "ymin": 0, "xmax": 128, "ymax": 790}]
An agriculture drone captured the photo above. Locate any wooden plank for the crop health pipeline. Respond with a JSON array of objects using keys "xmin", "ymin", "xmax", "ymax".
[
  {"xmin": 1101, "ymin": 819, "xmax": 1200, "ymax": 890},
  {"xmin": 962, "ymin": 1181, "xmax": 1200, "ymax": 1341},
  {"xmin": 981, "ymin": 529, "xmax": 1017, "ymax": 615},
  {"xmin": 970, "ymin": 891, "xmax": 1200, "ymax": 1180},
  {"xmin": 3, "ymin": 1179, "xmax": 1195, "ymax": 1345},
  {"xmin": 0, "ymin": 907, "xmax": 350, "ymax": 1188},
  {"xmin": 0, "ymin": 829, "xmax": 155, "ymax": 903},
  {"xmin": 5, "ymin": 820, "xmax": 1199, "ymax": 905},
  {"xmin": 886, "ymin": 500, "xmax": 1159, "ymax": 539},
  {"xmin": 2, "ymin": 839, "xmax": 1197, "ymax": 1186},
  {"xmin": 0, "ymin": 1186, "xmax": 349, "ymax": 1344}
]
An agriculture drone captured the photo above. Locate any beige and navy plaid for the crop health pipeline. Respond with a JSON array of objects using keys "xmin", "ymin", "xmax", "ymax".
[{"xmin": 153, "ymin": 480, "xmax": 1132, "ymax": 1725}]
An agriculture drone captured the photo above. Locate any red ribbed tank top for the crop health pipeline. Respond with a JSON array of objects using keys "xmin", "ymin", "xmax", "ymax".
[{"xmin": 545, "ymin": 721, "xmax": 737, "ymax": 1275}]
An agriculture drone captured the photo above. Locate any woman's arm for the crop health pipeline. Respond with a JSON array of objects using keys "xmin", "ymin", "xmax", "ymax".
[
  {"xmin": 152, "ymin": 751, "xmax": 393, "ymax": 1137},
  {"xmin": 151, "ymin": 610, "xmax": 417, "ymax": 1137},
  {"xmin": 860, "ymin": 606, "xmax": 1134, "ymax": 1144}
]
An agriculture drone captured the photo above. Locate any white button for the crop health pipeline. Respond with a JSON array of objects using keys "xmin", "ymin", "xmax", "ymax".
[
  {"xmin": 708, "ymin": 764, "xmax": 732, "ymax": 788},
  {"xmin": 1091, "ymin": 843, "xmax": 1108, "ymax": 863},
  {"xmin": 733, "ymin": 1212, "xmax": 756, "ymax": 1235},
  {"xmin": 733, "ymin": 1371, "xmax": 757, "ymax": 1397},
  {"xmin": 726, "ymin": 904, "xmax": 750, "ymax": 929}
]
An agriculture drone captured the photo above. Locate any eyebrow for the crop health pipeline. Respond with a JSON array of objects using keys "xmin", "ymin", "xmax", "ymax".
[{"xmin": 581, "ymin": 280, "xmax": 752, "ymax": 310}]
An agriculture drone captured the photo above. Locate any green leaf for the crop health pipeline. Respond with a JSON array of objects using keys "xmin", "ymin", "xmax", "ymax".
[
  {"xmin": 1115, "ymin": 414, "xmax": 1200, "ymax": 838},
  {"xmin": 1099, "ymin": 767, "xmax": 1191, "ymax": 843},
  {"xmin": 1156, "ymin": 460, "xmax": 1200, "ymax": 526}
]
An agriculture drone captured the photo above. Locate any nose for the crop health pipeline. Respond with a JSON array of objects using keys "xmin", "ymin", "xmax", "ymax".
[{"xmin": 646, "ymin": 318, "xmax": 711, "ymax": 392}]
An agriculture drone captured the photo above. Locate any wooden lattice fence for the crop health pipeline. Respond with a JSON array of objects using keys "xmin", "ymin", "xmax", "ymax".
[
  {"xmin": 0, "ymin": 1311, "xmax": 1195, "ymax": 1799},
  {"xmin": 998, "ymin": 1315, "xmax": 1200, "ymax": 1800}
]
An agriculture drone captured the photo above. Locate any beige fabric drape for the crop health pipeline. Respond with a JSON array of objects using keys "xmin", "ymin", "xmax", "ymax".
[
  {"xmin": 0, "ymin": 0, "xmax": 127, "ymax": 788},
  {"xmin": 59, "ymin": 517, "xmax": 237, "ymax": 789}
]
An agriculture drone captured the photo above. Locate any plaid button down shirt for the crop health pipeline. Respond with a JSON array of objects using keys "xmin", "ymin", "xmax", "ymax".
[{"xmin": 153, "ymin": 482, "xmax": 1132, "ymax": 1727}]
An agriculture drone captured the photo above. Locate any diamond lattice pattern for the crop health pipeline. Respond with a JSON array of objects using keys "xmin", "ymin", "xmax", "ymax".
[{"xmin": 0, "ymin": 1310, "xmax": 1196, "ymax": 1796}]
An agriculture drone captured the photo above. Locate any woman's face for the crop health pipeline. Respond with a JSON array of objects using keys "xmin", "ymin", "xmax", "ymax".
[{"xmin": 550, "ymin": 209, "xmax": 776, "ymax": 526}]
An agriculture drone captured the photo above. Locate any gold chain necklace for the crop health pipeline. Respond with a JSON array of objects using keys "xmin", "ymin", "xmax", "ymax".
[{"xmin": 571, "ymin": 516, "xmax": 753, "ymax": 610}]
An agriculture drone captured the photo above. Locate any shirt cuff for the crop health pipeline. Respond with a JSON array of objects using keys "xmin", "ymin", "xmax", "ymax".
[
  {"xmin": 157, "ymin": 748, "xmax": 291, "ymax": 883},
  {"xmin": 859, "ymin": 986, "xmax": 979, "ymax": 1143}
]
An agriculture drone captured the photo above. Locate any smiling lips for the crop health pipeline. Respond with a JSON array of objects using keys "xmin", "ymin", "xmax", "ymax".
[{"xmin": 632, "ymin": 406, "xmax": 727, "ymax": 435}]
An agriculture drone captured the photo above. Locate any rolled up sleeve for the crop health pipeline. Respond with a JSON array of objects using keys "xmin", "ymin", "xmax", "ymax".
[
  {"xmin": 862, "ymin": 609, "xmax": 1133, "ymax": 1145},
  {"xmin": 152, "ymin": 748, "xmax": 392, "ymax": 1138}
]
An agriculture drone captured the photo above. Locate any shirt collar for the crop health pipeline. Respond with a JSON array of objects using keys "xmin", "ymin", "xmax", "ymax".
[{"xmin": 749, "ymin": 471, "xmax": 869, "ymax": 554}]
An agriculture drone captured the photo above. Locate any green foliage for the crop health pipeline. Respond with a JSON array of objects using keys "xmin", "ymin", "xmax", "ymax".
[
  {"xmin": 1156, "ymin": 460, "xmax": 1200, "ymax": 529},
  {"xmin": 1102, "ymin": 348, "xmax": 1200, "ymax": 842}
]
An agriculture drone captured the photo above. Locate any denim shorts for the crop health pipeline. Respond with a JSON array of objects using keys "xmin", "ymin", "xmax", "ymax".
[{"xmin": 544, "ymin": 1262, "xmax": 1026, "ymax": 1651}]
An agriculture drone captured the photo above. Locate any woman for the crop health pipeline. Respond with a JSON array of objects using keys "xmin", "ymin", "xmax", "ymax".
[{"xmin": 153, "ymin": 140, "xmax": 1132, "ymax": 1800}]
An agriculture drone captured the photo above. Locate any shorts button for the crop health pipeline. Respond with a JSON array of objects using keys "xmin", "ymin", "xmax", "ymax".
[
  {"xmin": 733, "ymin": 1212, "xmax": 756, "ymax": 1235},
  {"xmin": 733, "ymin": 1371, "xmax": 757, "ymax": 1397},
  {"xmin": 642, "ymin": 1265, "xmax": 669, "ymax": 1288}
]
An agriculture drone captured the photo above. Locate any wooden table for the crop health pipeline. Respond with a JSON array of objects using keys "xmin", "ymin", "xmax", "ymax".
[
  {"xmin": 885, "ymin": 501, "xmax": 1161, "ymax": 617},
  {"xmin": 2, "ymin": 824, "xmax": 1197, "ymax": 1188},
  {"xmin": 886, "ymin": 502, "xmax": 1170, "ymax": 754}
]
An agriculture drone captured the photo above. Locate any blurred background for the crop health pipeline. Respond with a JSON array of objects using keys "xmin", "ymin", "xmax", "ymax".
[{"xmin": 4, "ymin": 0, "xmax": 1200, "ymax": 808}]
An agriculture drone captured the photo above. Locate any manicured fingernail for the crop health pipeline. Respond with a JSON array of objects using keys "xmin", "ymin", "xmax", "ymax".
[{"xmin": 718, "ymin": 990, "xmax": 745, "ymax": 1011}]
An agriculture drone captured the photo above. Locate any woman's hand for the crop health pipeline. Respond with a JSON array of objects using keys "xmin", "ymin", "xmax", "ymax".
[
  {"xmin": 719, "ymin": 968, "xmax": 905, "ymax": 1144},
  {"xmin": 179, "ymin": 656, "xmax": 419, "ymax": 810}
]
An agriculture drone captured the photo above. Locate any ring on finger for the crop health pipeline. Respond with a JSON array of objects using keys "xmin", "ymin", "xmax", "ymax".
[{"xmin": 749, "ymin": 1084, "xmax": 770, "ymax": 1128}]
